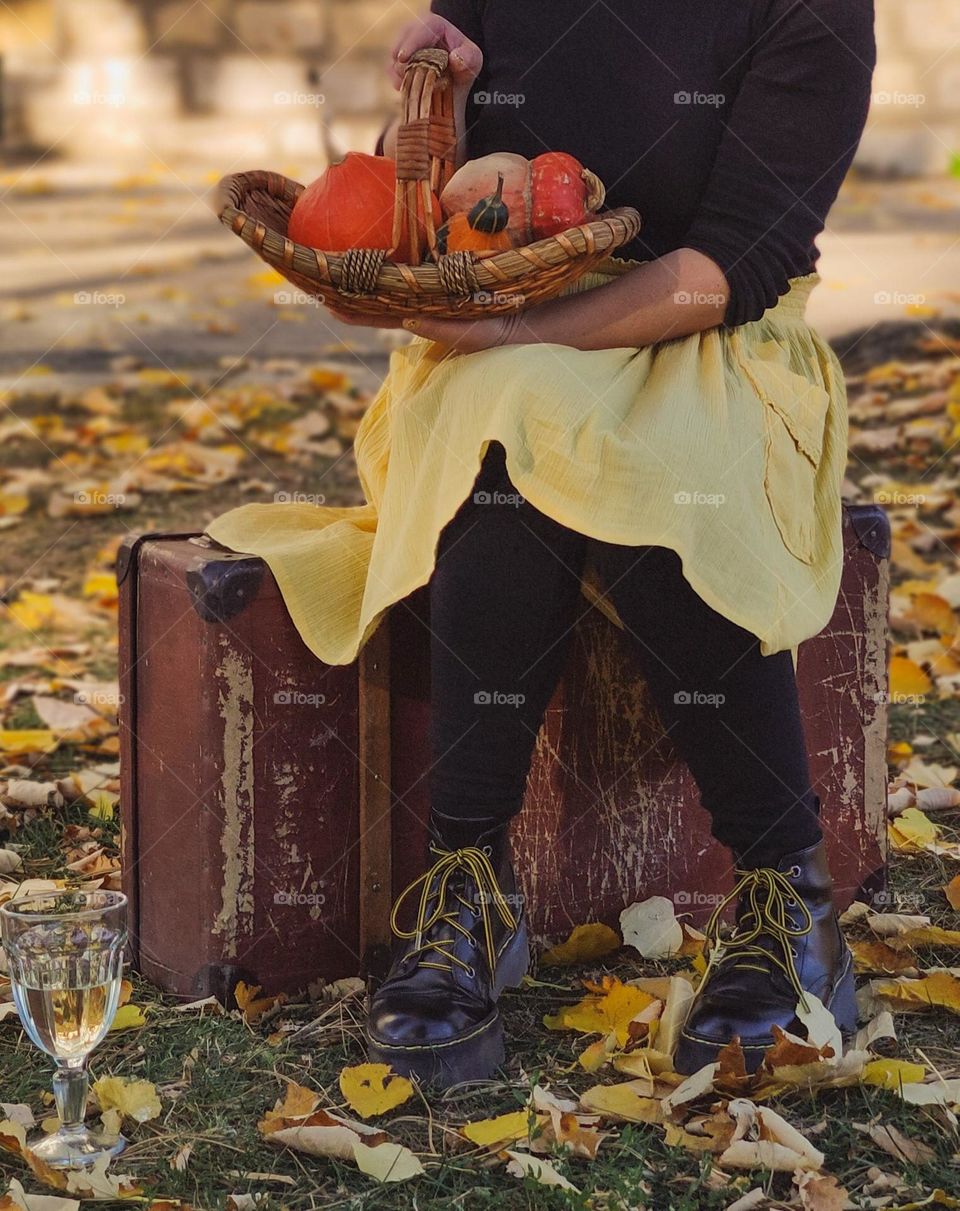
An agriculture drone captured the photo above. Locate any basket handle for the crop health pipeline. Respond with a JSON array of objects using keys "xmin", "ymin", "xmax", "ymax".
[{"xmin": 390, "ymin": 47, "xmax": 457, "ymax": 265}]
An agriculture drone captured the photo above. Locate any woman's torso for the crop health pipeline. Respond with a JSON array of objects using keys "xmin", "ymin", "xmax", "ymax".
[{"xmin": 452, "ymin": 1, "xmax": 796, "ymax": 266}]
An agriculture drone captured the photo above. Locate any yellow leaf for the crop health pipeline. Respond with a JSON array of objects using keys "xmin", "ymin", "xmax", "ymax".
[
  {"xmin": 258, "ymin": 1082, "xmax": 322, "ymax": 1133},
  {"xmin": 848, "ymin": 938, "xmax": 917, "ymax": 974},
  {"xmin": 92, "ymin": 1076, "xmax": 161, "ymax": 1122},
  {"xmin": 461, "ymin": 1110, "xmax": 531, "ymax": 1148},
  {"xmin": 0, "ymin": 730, "xmax": 58, "ymax": 758},
  {"xmin": 891, "ymin": 925, "xmax": 960, "ymax": 950},
  {"xmin": 540, "ymin": 923, "xmax": 620, "ymax": 968},
  {"xmin": 247, "ymin": 269, "xmax": 285, "ymax": 289},
  {"xmin": 544, "ymin": 977, "xmax": 656, "ymax": 1046},
  {"xmin": 351, "ymin": 1139, "xmax": 424, "ymax": 1184},
  {"xmin": 82, "ymin": 572, "xmax": 118, "ymax": 607},
  {"xmin": 903, "ymin": 592, "xmax": 956, "ymax": 634},
  {"xmin": 870, "ymin": 971, "xmax": 960, "ymax": 1014},
  {"xmin": 234, "ymin": 981, "xmax": 286, "ymax": 1023},
  {"xmin": 945, "ymin": 874, "xmax": 960, "ymax": 910},
  {"xmin": 108, "ymin": 1004, "xmax": 147, "ymax": 1032},
  {"xmin": 662, "ymin": 1122, "xmax": 716, "ymax": 1153},
  {"xmin": 88, "ymin": 792, "xmax": 116, "ymax": 821},
  {"xmin": 307, "ymin": 367, "xmax": 349, "ymax": 393},
  {"xmin": 579, "ymin": 1081, "xmax": 663, "ymax": 1123},
  {"xmin": 577, "ymin": 1034, "xmax": 618, "ymax": 1073},
  {"xmin": 862, "ymin": 1058, "xmax": 927, "ymax": 1090},
  {"xmin": 338, "ymin": 1064, "xmax": 414, "ymax": 1119},
  {"xmin": 889, "ymin": 807, "xmax": 940, "ymax": 852},
  {"xmin": 889, "ymin": 656, "xmax": 932, "ymax": 699},
  {"xmin": 887, "ymin": 1194, "xmax": 960, "ymax": 1210}
]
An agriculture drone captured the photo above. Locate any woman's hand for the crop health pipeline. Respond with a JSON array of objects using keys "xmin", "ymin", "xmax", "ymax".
[
  {"xmin": 401, "ymin": 312, "xmax": 524, "ymax": 352},
  {"xmin": 389, "ymin": 15, "xmax": 483, "ymax": 91},
  {"xmin": 322, "ymin": 250, "xmax": 731, "ymax": 352},
  {"xmin": 321, "ymin": 306, "xmax": 522, "ymax": 351}
]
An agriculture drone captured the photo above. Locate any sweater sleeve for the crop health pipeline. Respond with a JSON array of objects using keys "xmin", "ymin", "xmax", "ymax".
[{"xmin": 683, "ymin": 0, "xmax": 876, "ymax": 328}]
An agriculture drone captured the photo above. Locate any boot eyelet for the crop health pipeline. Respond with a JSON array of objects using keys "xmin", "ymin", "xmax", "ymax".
[
  {"xmin": 790, "ymin": 947, "xmax": 799, "ymax": 960},
  {"xmin": 465, "ymin": 965, "xmax": 476, "ymax": 978},
  {"xmin": 788, "ymin": 865, "xmax": 801, "ymax": 879},
  {"xmin": 786, "ymin": 897, "xmax": 798, "ymax": 907},
  {"xmin": 482, "ymin": 844, "xmax": 493, "ymax": 856}
]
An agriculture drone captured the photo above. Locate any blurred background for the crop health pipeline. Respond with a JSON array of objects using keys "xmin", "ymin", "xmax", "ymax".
[
  {"xmin": 2, "ymin": 0, "xmax": 960, "ymax": 360},
  {"xmin": 1, "ymin": 0, "xmax": 960, "ymax": 602}
]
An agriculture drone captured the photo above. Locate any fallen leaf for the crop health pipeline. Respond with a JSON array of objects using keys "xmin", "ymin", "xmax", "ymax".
[
  {"xmin": 620, "ymin": 896, "xmax": 683, "ymax": 959},
  {"xmin": 867, "ymin": 970, "xmax": 960, "ymax": 1014},
  {"xmin": 503, "ymin": 1150, "xmax": 578, "ymax": 1191},
  {"xmin": 540, "ymin": 923, "xmax": 620, "ymax": 967},
  {"xmin": 92, "ymin": 1076, "xmax": 161, "ymax": 1122},
  {"xmin": 351, "ymin": 1139, "xmax": 423, "ymax": 1183},
  {"xmin": 580, "ymin": 1081, "xmax": 663, "ymax": 1124},
  {"xmin": 861, "ymin": 1058, "xmax": 927, "ymax": 1089},
  {"xmin": 543, "ymin": 976, "xmax": 656, "ymax": 1046},
  {"xmin": 108, "ymin": 1004, "xmax": 147, "ymax": 1032},
  {"xmin": 794, "ymin": 1170, "xmax": 850, "ymax": 1211},
  {"xmin": 889, "ymin": 656, "xmax": 933, "ymax": 699},
  {"xmin": 338, "ymin": 1065, "xmax": 413, "ymax": 1119},
  {"xmin": 234, "ymin": 981, "xmax": 286, "ymax": 1023},
  {"xmin": 461, "ymin": 1110, "xmax": 531, "ymax": 1148},
  {"xmin": 862, "ymin": 1121, "xmax": 936, "ymax": 1166}
]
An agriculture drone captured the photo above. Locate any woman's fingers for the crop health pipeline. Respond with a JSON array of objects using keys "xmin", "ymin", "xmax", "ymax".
[
  {"xmin": 323, "ymin": 307, "xmax": 405, "ymax": 330},
  {"xmin": 402, "ymin": 315, "xmax": 511, "ymax": 351},
  {"xmin": 389, "ymin": 15, "xmax": 482, "ymax": 89}
]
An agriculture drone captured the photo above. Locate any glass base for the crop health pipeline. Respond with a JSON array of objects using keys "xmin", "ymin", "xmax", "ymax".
[{"xmin": 29, "ymin": 1127, "xmax": 126, "ymax": 1170}]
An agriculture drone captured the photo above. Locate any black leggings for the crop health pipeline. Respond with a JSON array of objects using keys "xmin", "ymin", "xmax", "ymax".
[{"xmin": 428, "ymin": 442, "xmax": 822, "ymax": 867}]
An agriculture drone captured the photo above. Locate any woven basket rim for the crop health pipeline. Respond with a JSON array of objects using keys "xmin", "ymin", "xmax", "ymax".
[{"xmin": 216, "ymin": 168, "xmax": 642, "ymax": 298}]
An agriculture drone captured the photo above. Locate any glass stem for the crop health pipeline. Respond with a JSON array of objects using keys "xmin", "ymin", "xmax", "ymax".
[{"xmin": 53, "ymin": 1061, "xmax": 89, "ymax": 1134}]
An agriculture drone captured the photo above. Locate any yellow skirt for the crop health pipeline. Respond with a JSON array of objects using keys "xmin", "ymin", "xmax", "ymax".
[{"xmin": 205, "ymin": 266, "xmax": 847, "ymax": 666}]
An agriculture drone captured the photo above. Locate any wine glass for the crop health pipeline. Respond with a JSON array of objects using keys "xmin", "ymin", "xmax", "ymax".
[{"xmin": 0, "ymin": 889, "xmax": 128, "ymax": 1169}]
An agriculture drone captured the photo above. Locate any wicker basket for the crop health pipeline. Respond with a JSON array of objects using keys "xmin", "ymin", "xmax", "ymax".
[{"xmin": 215, "ymin": 48, "xmax": 641, "ymax": 320}]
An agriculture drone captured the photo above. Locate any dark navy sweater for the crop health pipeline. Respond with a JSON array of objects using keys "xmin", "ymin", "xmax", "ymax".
[{"xmin": 428, "ymin": 0, "xmax": 876, "ymax": 326}]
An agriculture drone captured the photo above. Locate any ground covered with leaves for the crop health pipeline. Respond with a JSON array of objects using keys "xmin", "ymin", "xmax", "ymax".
[{"xmin": 3, "ymin": 314, "xmax": 960, "ymax": 1209}]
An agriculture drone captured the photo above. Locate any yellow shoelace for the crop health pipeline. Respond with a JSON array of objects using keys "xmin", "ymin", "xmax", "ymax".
[
  {"xmin": 390, "ymin": 844, "xmax": 519, "ymax": 977},
  {"xmin": 702, "ymin": 866, "xmax": 814, "ymax": 1009}
]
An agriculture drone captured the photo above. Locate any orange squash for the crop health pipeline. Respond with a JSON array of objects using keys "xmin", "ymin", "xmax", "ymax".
[
  {"xmin": 288, "ymin": 152, "xmax": 442, "ymax": 263},
  {"xmin": 437, "ymin": 173, "xmax": 513, "ymax": 255}
]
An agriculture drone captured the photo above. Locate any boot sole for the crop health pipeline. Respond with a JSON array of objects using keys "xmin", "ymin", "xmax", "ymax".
[
  {"xmin": 674, "ymin": 950, "xmax": 859, "ymax": 1075},
  {"xmin": 366, "ymin": 920, "xmax": 530, "ymax": 1089}
]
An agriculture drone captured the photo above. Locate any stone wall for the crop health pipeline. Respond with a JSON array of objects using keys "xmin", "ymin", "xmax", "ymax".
[
  {"xmin": 859, "ymin": 0, "xmax": 960, "ymax": 176},
  {"xmin": 2, "ymin": 0, "xmax": 959, "ymax": 176}
]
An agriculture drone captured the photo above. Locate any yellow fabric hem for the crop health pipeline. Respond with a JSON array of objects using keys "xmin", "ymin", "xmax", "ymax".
[{"xmin": 205, "ymin": 269, "xmax": 844, "ymax": 669}]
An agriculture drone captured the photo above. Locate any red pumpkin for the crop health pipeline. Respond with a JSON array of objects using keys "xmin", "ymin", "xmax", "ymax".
[{"xmin": 288, "ymin": 152, "xmax": 442, "ymax": 263}]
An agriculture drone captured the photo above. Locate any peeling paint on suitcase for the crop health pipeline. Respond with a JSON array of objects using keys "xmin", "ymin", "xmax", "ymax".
[{"xmin": 118, "ymin": 533, "xmax": 370, "ymax": 998}]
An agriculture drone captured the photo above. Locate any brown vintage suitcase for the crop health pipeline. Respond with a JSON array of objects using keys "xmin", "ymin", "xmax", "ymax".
[
  {"xmin": 117, "ymin": 532, "xmax": 393, "ymax": 1000},
  {"xmin": 119, "ymin": 505, "xmax": 889, "ymax": 996}
]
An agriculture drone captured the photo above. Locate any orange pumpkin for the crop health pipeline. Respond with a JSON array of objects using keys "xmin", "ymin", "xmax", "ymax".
[{"xmin": 288, "ymin": 152, "xmax": 442, "ymax": 263}]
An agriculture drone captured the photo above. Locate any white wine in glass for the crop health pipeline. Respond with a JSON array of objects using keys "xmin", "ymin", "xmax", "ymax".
[{"xmin": 1, "ymin": 889, "xmax": 128, "ymax": 1169}]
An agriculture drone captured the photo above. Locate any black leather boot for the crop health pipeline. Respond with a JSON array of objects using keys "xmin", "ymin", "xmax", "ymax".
[
  {"xmin": 674, "ymin": 840, "xmax": 857, "ymax": 1075},
  {"xmin": 366, "ymin": 815, "xmax": 529, "ymax": 1087}
]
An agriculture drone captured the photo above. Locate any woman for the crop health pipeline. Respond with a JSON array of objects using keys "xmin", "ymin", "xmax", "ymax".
[{"xmin": 207, "ymin": 0, "xmax": 876, "ymax": 1086}]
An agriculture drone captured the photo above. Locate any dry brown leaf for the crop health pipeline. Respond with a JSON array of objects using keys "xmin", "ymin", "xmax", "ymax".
[{"xmin": 862, "ymin": 1122, "xmax": 936, "ymax": 1166}]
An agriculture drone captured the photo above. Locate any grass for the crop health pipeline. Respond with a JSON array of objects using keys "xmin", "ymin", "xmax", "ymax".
[
  {"xmin": 4, "ymin": 332, "xmax": 960, "ymax": 1207},
  {"xmin": 2, "ymin": 849, "xmax": 960, "ymax": 1209},
  {"xmin": 3, "ymin": 866, "xmax": 960, "ymax": 1211}
]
